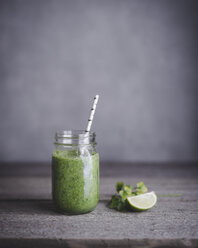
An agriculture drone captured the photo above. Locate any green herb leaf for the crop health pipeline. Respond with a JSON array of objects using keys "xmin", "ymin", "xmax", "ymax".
[
  {"xmin": 136, "ymin": 181, "xmax": 148, "ymax": 194},
  {"xmin": 118, "ymin": 185, "xmax": 133, "ymax": 201},
  {"xmin": 117, "ymin": 201, "xmax": 126, "ymax": 212},
  {"xmin": 116, "ymin": 182, "xmax": 124, "ymax": 192},
  {"xmin": 110, "ymin": 195, "xmax": 120, "ymax": 209}
]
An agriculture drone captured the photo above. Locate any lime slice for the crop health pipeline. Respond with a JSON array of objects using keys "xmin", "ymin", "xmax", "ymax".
[{"xmin": 127, "ymin": 191, "xmax": 157, "ymax": 211}]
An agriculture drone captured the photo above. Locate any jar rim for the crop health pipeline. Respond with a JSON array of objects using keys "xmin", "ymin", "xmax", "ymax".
[
  {"xmin": 54, "ymin": 130, "xmax": 96, "ymax": 145},
  {"xmin": 55, "ymin": 130, "xmax": 95, "ymax": 139}
]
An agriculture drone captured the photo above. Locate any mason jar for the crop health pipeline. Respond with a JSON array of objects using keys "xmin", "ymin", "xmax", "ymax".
[{"xmin": 52, "ymin": 130, "xmax": 99, "ymax": 214}]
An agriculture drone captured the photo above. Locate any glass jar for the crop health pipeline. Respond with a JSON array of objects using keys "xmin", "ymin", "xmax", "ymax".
[{"xmin": 52, "ymin": 130, "xmax": 99, "ymax": 214}]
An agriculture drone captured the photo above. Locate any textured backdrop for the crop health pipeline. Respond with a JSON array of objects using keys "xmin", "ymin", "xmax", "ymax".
[{"xmin": 0, "ymin": 0, "xmax": 197, "ymax": 162}]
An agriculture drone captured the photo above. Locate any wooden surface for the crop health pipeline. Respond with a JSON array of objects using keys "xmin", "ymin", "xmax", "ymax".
[{"xmin": 0, "ymin": 162, "xmax": 198, "ymax": 247}]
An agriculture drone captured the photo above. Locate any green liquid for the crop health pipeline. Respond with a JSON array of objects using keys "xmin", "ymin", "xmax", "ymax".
[{"xmin": 52, "ymin": 150, "xmax": 99, "ymax": 214}]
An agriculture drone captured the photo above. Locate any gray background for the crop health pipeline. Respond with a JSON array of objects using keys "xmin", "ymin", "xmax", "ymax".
[{"xmin": 0, "ymin": 0, "xmax": 197, "ymax": 162}]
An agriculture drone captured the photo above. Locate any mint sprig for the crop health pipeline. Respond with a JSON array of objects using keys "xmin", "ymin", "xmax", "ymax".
[{"xmin": 109, "ymin": 181, "xmax": 148, "ymax": 212}]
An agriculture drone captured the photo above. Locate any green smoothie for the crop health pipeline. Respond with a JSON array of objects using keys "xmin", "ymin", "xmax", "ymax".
[{"xmin": 52, "ymin": 150, "xmax": 99, "ymax": 214}]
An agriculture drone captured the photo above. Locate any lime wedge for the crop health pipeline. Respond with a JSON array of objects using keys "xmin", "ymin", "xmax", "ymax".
[{"xmin": 127, "ymin": 191, "xmax": 157, "ymax": 211}]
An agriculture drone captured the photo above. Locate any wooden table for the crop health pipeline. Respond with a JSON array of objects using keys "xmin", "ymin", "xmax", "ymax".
[{"xmin": 0, "ymin": 162, "xmax": 198, "ymax": 247}]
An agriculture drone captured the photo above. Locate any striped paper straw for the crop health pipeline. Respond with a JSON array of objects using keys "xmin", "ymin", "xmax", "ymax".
[{"xmin": 85, "ymin": 95, "xmax": 99, "ymax": 133}]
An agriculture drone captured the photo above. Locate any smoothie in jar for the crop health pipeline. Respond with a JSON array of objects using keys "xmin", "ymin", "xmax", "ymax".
[{"xmin": 52, "ymin": 131, "xmax": 99, "ymax": 214}]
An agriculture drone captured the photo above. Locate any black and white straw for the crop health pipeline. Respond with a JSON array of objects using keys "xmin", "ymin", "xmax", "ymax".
[{"xmin": 85, "ymin": 95, "xmax": 99, "ymax": 133}]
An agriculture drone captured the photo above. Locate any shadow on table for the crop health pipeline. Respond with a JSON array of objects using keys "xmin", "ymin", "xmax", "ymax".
[
  {"xmin": 0, "ymin": 199, "xmax": 150, "ymax": 216},
  {"xmin": 0, "ymin": 199, "xmax": 112, "ymax": 216}
]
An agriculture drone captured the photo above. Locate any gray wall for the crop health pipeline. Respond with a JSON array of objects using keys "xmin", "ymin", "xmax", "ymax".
[{"xmin": 0, "ymin": 0, "xmax": 197, "ymax": 162}]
